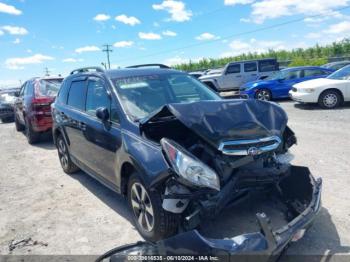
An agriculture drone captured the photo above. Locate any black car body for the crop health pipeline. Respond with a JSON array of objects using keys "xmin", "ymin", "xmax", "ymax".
[
  {"xmin": 52, "ymin": 66, "xmax": 321, "ymax": 252},
  {"xmin": 0, "ymin": 88, "xmax": 20, "ymax": 122}
]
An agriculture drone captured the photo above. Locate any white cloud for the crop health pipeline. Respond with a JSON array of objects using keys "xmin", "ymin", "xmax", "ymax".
[
  {"xmin": 115, "ymin": 14, "xmax": 140, "ymax": 26},
  {"xmin": 162, "ymin": 30, "xmax": 177, "ymax": 36},
  {"xmin": 5, "ymin": 54, "xmax": 54, "ymax": 70},
  {"xmin": 113, "ymin": 41, "xmax": 134, "ymax": 48},
  {"xmin": 306, "ymin": 32, "xmax": 322, "ymax": 39},
  {"xmin": 221, "ymin": 38, "xmax": 286, "ymax": 57},
  {"xmin": 13, "ymin": 38, "xmax": 20, "ymax": 44},
  {"xmin": 152, "ymin": 0, "xmax": 192, "ymax": 22},
  {"xmin": 0, "ymin": 2, "xmax": 22, "ymax": 15},
  {"xmin": 138, "ymin": 32, "xmax": 162, "ymax": 40},
  {"xmin": 93, "ymin": 14, "xmax": 111, "ymax": 21},
  {"xmin": 249, "ymin": 0, "xmax": 350, "ymax": 24},
  {"xmin": 0, "ymin": 30, "xmax": 3, "ymax": 36},
  {"xmin": 62, "ymin": 58, "xmax": 83, "ymax": 63},
  {"xmin": 224, "ymin": 0, "xmax": 255, "ymax": 5},
  {"xmin": 26, "ymin": 49, "xmax": 32, "ymax": 53},
  {"xmin": 195, "ymin": 32, "xmax": 219, "ymax": 41},
  {"xmin": 324, "ymin": 21, "xmax": 350, "ymax": 34},
  {"xmin": 1, "ymin": 26, "xmax": 28, "ymax": 35},
  {"xmin": 75, "ymin": 45, "xmax": 101, "ymax": 53}
]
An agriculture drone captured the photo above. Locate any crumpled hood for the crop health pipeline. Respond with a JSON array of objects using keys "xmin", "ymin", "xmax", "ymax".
[{"xmin": 141, "ymin": 99, "xmax": 288, "ymax": 148}]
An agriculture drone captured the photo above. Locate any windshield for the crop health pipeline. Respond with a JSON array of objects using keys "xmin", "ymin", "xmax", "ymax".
[
  {"xmin": 327, "ymin": 65, "xmax": 350, "ymax": 80},
  {"xmin": 37, "ymin": 79, "xmax": 62, "ymax": 97},
  {"xmin": 112, "ymin": 73, "xmax": 220, "ymax": 120}
]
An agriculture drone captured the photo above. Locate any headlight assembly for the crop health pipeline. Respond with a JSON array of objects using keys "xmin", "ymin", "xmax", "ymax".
[{"xmin": 161, "ymin": 138, "xmax": 220, "ymax": 191}]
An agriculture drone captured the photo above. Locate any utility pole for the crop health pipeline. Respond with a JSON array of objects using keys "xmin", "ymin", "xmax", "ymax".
[
  {"xmin": 44, "ymin": 67, "xmax": 50, "ymax": 76},
  {"xmin": 102, "ymin": 44, "xmax": 113, "ymax": 69}
]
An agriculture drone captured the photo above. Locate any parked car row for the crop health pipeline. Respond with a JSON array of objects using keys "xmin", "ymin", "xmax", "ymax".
[
  {"xmin": 7, "ymin": 64, "xmax": 322, "ymax": 258},
  {"xmin": 194, "ymin": 58, "xmax": 350, "ymax": 109},
  {"xmin": 0, "ymin": 88, "xmax": 20, "ymax": 123}
]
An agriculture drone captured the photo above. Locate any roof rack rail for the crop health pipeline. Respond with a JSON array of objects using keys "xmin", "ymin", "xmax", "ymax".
[
  {"xmin": 126, "ymin": 64, "xmax": 170, "ymax": 69},
  {"xmin": 70, "ymin": 66, "xmax": 104, "ymax": 75}
]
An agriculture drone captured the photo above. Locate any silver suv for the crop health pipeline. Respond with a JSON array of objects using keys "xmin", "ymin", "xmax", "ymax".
[{"xmin": 199, "ymin": 58, "xmax": 279, "ymax": 95}]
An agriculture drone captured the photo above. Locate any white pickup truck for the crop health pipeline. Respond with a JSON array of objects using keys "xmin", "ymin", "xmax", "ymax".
[{"xmin": 199, "ymin": 59, "xmax": 279, "ymax": 96}]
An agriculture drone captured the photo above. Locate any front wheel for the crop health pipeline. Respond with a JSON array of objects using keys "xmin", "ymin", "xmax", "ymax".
[
  {"xmin": 255, "ymin": 89, "xmax": 272, "ymax": 101},
  {"xmin": 128, "ymin": 174, "xmax": 178, "ymax": 242},
  {"xmin": 318, "ymin": 90, "xmax": 342, "ymax": 109}
]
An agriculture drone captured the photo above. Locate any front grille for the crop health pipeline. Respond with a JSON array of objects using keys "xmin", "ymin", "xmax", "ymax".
[
  {"xmin": 0, "ymin": 108, "xmax": 13, "ymax": 113},
  {"xmin": 218, "ymin": 136, "xmax": 281, "ymax": 156}
]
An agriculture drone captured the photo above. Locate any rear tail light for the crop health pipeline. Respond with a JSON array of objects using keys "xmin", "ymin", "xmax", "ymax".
[{"xmin": 32, "ymin": 97, "xmax": 53, "ymax": 115}]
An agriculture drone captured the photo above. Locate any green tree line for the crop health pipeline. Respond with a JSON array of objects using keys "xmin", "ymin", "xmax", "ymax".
[{"xmin": 174, "ymin": 39, "xmax": 350, "ymax": 71}]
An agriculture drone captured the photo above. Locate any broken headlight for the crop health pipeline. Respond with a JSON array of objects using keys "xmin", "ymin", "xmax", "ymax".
[{"xmin": 161, "ymin": 138, "xmax": 220, "ymax": 191}]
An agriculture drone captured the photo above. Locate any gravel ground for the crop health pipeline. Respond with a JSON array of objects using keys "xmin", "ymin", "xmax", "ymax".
[{"xmin": 0, "ymin": 101, "xmax": 350, "ymax": 259}]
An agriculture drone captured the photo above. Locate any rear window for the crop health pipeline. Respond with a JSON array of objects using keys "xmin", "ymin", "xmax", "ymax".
[
  {"xmin": 258, "ymin": 60, "xmax": 278, "ymax": 72},
  {"xmin": 67, "ymin": 80, "xmax": 86, "ymax": 110},
  {"xmin": 37, "ymin": 79, "xmax": 62, "ymax": 97}
]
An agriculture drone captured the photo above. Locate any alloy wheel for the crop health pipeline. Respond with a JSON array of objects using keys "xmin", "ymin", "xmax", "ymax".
[
  {"xmin": 58, "ymin": 139, "xmax": 69, "ymax": 170},
  {"xmin": 130, "ymin": 182, "xmax": 155, "ymax": 232},
  {"xmin": 257, "ymin": 90, "xmax": 271, "ymax": 101},
  {"xmin": 323, "ymin": 93, "xmax": 338, "ymax": 108}
]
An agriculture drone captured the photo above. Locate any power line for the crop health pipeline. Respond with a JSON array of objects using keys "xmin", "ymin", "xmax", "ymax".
[
  {"xmin": 117, "ymin": 5, "xmax": 350, "ymax": 64},
  {"xmin": 44, "ymin": 67, "xmax": 50, "ymax": 76},
  {"xmin": 102, "ymin": 44, "xmax": 113, "ymax": 69}
]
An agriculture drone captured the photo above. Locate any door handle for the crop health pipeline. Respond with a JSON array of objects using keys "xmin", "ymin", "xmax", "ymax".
[{"xmin": 80, "ymin": 122, "xmax": 87, "ymax": 131}]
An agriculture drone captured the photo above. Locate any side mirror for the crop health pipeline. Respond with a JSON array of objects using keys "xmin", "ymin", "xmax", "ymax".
[{"xmin": 96, "ymin": 107, "xmax": 109, "ymax": 121}]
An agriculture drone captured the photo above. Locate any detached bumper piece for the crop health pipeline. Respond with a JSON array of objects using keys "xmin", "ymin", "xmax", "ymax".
[{"xmin": 101, "ymin": 166, "xmax": 321, "ymax": 262}]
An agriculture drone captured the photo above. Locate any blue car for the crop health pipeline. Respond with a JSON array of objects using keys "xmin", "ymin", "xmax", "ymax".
[{"xmin": 240, "ymin": 66, "xmax": 334, "ymax": 100}]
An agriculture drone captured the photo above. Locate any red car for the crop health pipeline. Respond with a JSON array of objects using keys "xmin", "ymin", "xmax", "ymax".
[{"xmin": 14, "ymin": 77, "xmax": 63, "ymax": 144}]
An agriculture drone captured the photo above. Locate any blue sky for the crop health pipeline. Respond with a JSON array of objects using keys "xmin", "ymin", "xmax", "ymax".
[{"xmin": 1, "ymin": 0, "xmax": 350, "ymax": 87}]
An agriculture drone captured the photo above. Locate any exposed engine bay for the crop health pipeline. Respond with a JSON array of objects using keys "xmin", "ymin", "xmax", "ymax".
[{"xmin": 140, "ymin": 99, "xmax": 317, "ymax": 234}]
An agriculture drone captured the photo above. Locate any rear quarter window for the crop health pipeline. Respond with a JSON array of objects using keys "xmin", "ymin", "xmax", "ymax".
[
  {"xmin": 56, "ymin": 80, "xmax": 69, "ymax": 105},
  {"xmin": 67, "ymin": 80, "xmax": 87, "ymax": 111}
]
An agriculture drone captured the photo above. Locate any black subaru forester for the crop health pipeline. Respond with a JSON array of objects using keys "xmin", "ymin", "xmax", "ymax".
[{"xmin": 52, "ymin": 65, "xmax": 321, "ymax": 254}]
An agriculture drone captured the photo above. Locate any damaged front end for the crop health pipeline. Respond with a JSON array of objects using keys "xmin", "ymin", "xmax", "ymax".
[{"xmin": 138, "ymin": 99, "xmax": 321, "ymax": 253}]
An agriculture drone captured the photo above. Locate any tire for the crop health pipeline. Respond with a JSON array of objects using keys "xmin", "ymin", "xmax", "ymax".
[
  {"xmin": 128, "ymin": 173, "xmax": 178, "ymax": 242},
  {"xmin": 56, "ymin": 134, "xmax": 80, "ymax": 174},
  {"xmin": 255, "ymin": 89, "xmax": 272, "ymax": 101},
  {"xmin": 25, "ymin": 118, "xmax": 40, "ymax": 144},
  {"xmin": 15, "ymin": 115, "xmax": 25, "ymax": 131},
  {"xmin": 1, "ymin": 117, "xmax": 13, "ymax": 123},
  {"xmin": 318, "ymin": 90, "xmax": 342, "ymax": 109}
]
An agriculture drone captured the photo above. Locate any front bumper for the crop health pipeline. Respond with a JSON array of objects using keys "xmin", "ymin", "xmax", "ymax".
[
  {"xmin": 0, "ymin": 105, "xmax": 14, "ymax": 119},
  {"xmin": 289, "ymin": 90, "xmax": 318, "ymax": 103},
  {"xmin": 159, "ymin": 168, "xmax": 322, "ymax": 257}
]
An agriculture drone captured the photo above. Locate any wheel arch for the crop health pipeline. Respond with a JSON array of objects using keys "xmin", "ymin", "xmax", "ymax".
[
  {"xmin": 120, "ymin": 161, "xmax": 137, "ymax": 196},
  {"xmin": 319, "ymin": 88, "xmax": 344, "ymax": 103}
]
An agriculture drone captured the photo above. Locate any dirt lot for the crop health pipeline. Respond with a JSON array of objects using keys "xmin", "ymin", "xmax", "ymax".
[{"xmin": 1, "ymin": 101, "xmax": 350, "ymax": 259}]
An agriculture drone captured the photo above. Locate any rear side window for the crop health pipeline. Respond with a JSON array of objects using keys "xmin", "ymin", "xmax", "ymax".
[
  {"xmin": 258, "ymin": 60, "xmax": 278, "ymax": 72},
  {"xmin": 226, "ymin": 64, "xmax": 241, "ymax": 74},
  {"xmin": 304, "ymin": 69, "xmax": 326, "ymax": 77},
  {"xmin": 85, "ymin": 79, "xmax": 110, "ymax": 116},
  {"xmin": 24, "ymin": 81, "xmax": 34, "ymax": 96},
  {"xmin": 244, "ymin": 62, "xmax": 257, "ymax": 72},
  {"xmin": 56, "ymin": 80, "xmax": 69, "ymax": 105},
  {"xmin": 67, "ymin": 80, "xmax": 86, "ymax": 110}
]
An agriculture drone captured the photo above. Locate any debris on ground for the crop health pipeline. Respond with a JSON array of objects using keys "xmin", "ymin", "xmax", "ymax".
[{"xmin": 8, "ymin": 237, "xmax": 48, "ymax": 252}]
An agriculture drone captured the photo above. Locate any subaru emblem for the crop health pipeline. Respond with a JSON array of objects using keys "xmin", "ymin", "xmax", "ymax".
[{"xmin": 247, "ymin": 147, "xmax": 259, "ymax": 156}]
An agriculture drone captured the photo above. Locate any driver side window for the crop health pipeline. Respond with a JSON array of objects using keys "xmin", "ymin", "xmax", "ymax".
[{"xmin": 86, "ymin": 79, "xmax": 110, "ymax": 117}]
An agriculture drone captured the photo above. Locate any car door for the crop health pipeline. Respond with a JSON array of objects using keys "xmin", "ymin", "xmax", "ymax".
[
  {"xmin": 243, "ymin": 62, "xmax": 258, "ymax": 83},
  {"xmin": 275, "ymin": 70, "xmax": 303, "ymax": 98},
  {"xmin": 64, "ymin": 77, "xmax": 89, "ymax": 164},
  {"xmin": 80, "ymin": 77, "xmax": 122, "ymax": 183},
  {"xmin": 219, "ymin": 63, "xmax": 243, "ymax": 89}
]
